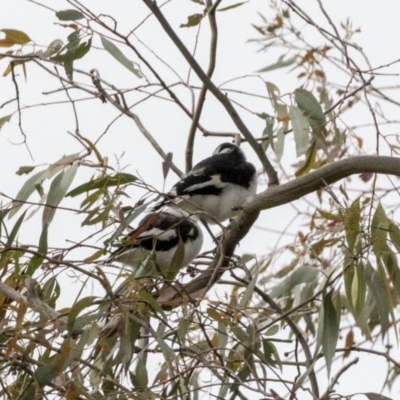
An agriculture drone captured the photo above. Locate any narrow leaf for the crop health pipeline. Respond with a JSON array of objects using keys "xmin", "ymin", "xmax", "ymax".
[
  {"xmin": 345, "ymin": 198, "xmax": 360, "ymax": 252},
  {"xmin": 28, "ymin": 224, "xmax": 48, "ymax": 274},
  {"xmin": 67, "ymin": 172, "xmax": 137, "ymax": 197},
  {"xmin": 364, "ymin": 393, "xmax": 393, "ymax": 400},
  {"xmin": 258, "ymin": 55, "xmax": 297, "ymax": 72},
  {"xmin": 218, "ymin": 2, "xmax": 247, "ymax": 12},
  {"xmin": 364, "ymin": 262, "xmax": 391, "ymax": 334},
  {"xmin": 101, "ymin": 36, "xmax": 141, "ymax": 77},
  {"xmin": 371, "ymin": 203, "xmax": 389, "ymax": 256},
  {"xmin": 56, "ymin": 9, "xmax": 85, "ymax": 21},
  {"xmin": 42, "ymin": 163, "xmax": 78, "ymax": 227},
  {"xmin": 289, "ymin": 106, "xmax": 310, "ymax": 157},
  {"xmin": 295, "ymin": 139, "xmax": 317, "ymax": 177},
  {"xmin": 322, "ymin": 291, "xmax": 340, "ymax": 376}
]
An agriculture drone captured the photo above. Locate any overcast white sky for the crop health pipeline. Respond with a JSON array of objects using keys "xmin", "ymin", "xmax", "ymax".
[{"xmin": 2, "ymin": 0, "xmax": 400, "ymax": 398}]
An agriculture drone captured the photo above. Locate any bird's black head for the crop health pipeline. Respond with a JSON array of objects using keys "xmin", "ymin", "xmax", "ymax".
[{"xmin": 212, "ymin": 142, "xmax": 245, "ymax": 160}]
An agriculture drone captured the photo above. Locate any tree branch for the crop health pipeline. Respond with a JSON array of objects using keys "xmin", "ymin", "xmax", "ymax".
[
  {"xmin": 185, "ymin": 0, "xmax": 221, "ymax": 172},
  {"xmin": 158, "ymin": 155, "xmax": 400, "ymax": 302},
  {"xmin": 142, "ymin": 0, "xmax": 279, "ymax": 185}
]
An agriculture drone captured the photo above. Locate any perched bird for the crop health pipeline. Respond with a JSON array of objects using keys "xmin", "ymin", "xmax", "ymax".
[
  {"xmin": 156, "ymin": 142, "xmax": 257, "ymax": 223},
  {"xmin": 107, "ymin": 209, "xmax": 203, "ymax": 279}
]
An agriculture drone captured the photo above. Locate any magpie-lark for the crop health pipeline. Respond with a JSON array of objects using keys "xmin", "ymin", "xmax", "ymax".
[
  {"xmin": 107, "ymin": 208, "xmax": 203, "ymax": 278},
  {"xmin": 157, "ymin": 142, "xmax": 257, "ymax": 223}
]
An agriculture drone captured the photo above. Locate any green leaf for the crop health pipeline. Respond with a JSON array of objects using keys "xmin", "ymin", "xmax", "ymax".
[
  {"xmin": 56, "ymin": 9, "xmax": 85, "ymax": 21},
  {"xmin": 388, "ymin": 220, "xmax": 400, "ymax": 254},
  {"xmin": 294, "ymin": 88, "xmax": 326, "ymax": 128},
  {"xmin": 0, "ymin": 114, "xmax": 12, "ymax": 131},
  {"xmin": 16, "ymin": 166, "xmax": 36, "ymax": 176},
  {"xmin": 101, "ymin": 36, "xmax": 141, "ymax": 77},
  {"xmin": 364, "ymin": 393, "xmax": 393, "ymax": 400},
  {"xmin": 239, "ymin": 264, "xmax": 258, "ymax": 307},
  {"xmin": 36, "ymin": 364, "xmax": 60, "ymax": 387},
  {"xmin": 42, "ymin": 39, "xmax": 64, "ymax": 58},
  {"xmin": 345, "ymin": 198, "xmax": 360, "ymax": 252},
  {"xmin": 262, "ymin": 339, "xmax": 281, "ymax": 368},
  {"xmin": 270, "ymin": 266, "xmax": 319, "ymax": 298},
  {"xmin": 217, "ymin": 2, "xmax": 247, "ymax": 12},
  {"xmin": 295, "ymin": 139, "xmax": 317, "ymax": 177},
  {"xmin": 288, "ymin": 106, "xmax": 310, "ymax": 157},
  {"xmin": 382, "ymin": 251, "xmax": 400, "ymax": 300},
  {"xmin": 1, "ymin": 29, "xmax": 31, "ymax": 45},
  {"xmin": 364, "ymin": 262, "xmax": 391, "ymax": 334},
  {"xmin": 261, "ymin": 116, "xmax": 274, "ymax": 152},
  {"xmin": 180, "ymin": 14, "xmax": 203, "ymax": 28},
  {"xmin": 42, "ymin": 163, "xmax": 78, "ymax": 227},
  {"xmin": 274, "ymin": 125, "xmax": 285, "ymax": 161},
  {"xmin": 371, "ymin": 203, "xmax": 389, "ymax": 257},
  {"xmin": 321, "ymin": 291, "xmax": 340, "ymax": 376},
  {"xmin": 67, "ymin": 296, "xmax": 97, "ymax": 333},
  {"xmin": 131, "ymin": 358, "xmax": 149, "ymax": 389},
  {"xmin": 28, "ymin": 224, "xmax": 48, "ymax": 274},
  {"xmin": 67, "ymin": 172, "xmax": 137, "ymax": 197},
  {"xmin": 258, "ymin": 55, "xmax": 297, "ymax": 72},
  {"xmin": 9, "ymin": 153, "xmax": 79, "ymax": 219},
  {"xmin": 164, "ymin": 238, "xmax": 185, "ymax": 280}
]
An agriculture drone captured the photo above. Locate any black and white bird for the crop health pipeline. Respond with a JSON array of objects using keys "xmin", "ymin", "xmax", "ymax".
[
  {"xmin": 107, "ymin": 209, "xmax": 203, "ymax": 279},
  {"xmin": 156, "ymin": 143, "xmax": 257, "ymax": 223}
]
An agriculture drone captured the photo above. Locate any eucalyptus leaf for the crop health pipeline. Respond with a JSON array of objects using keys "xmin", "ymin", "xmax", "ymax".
[{"xmin": 289, "ymin": 106, "xmax": 310, "ymax": 157}]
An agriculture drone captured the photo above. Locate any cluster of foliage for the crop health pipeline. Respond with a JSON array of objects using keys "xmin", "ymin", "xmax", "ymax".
[{"xmin": 1, "ymin": 1, "xmax": 400, "ymax": 399}]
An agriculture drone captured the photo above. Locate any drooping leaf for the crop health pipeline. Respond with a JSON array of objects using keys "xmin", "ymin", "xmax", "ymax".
[
  {"xmin": 345, "ymin": 198, "xmax": 360, "ymax": 253},
  {"xmin": 388, "ymin": 220, "xmax": 400, "ymax": 254},
  {"xmin": 364, "ymin": 262, "xmax": 391, "ymax": 334},
  {"xmin": 371, "ymin": 203, "xmax": 389, "ymax": 257},
  {"xmin": 0, "ymin": 114, "xmax": 12, "ymax": 131},
  {"xmin": 180, "ymin": 14, "xmax": 203, "ymax": 28},
  {"xmin": 295, "ymin": 139, "xmax": 317, "ymax": 177},
  {"xmin": 9, "ymin": 153, "xmax": 79, "ymax": 218},
  {"xmin": 36, "ymin": 364, "xmax": 60, "ymax": 387},
  {"xmin": 42, "ymin": 39, "xmax": 64, "ymax": 58},
  {"xmin": 67, "ymin": 296, "xmax": 97, "ymax": 333},
  {"xmin": 131, "ymin": 358, "xmax": 149, "ymax": 389},
  {"xmin": 101, "ymin": 36, "xmax": 141, "ymax": 77},
  {"xmin": 258, "ymin": 55, "xmax": 297, "ymax": 72},
  {"xmin": 164, "ymin": 238, "xmax": 185, "ymax": 281},
  {"xmin": 270, "ymin": 266, "xmax": 319, "ymax": 298},
  {"xmin": 27, "ymin": 224, "xmax": 48, "ymax": 274},
  {"xmin": 289, "ymin": 106, "xmax": 310, "ymax": 157},
  {"xmin": 321, "ymin": 291, "xmax": 340, "ymax": 376},
  {"xmin": 294, "ymin": 88, "xmax": 326, "ymax": 128},
  {"xmin": 274, "ymin": 125, "xmax": 286, "ymax": 160},
  {"xmin": 261, "ymin": 116, "xmax": 274, "ymax": 152},
  {"xmin": 1, "ymin": 29, "xmax": 31, "ymax": 45},
  {"xmin": 239, "ymin": 264, "xmax": 259, "ymax": 307},
  {"xmin": 56, "ymin": 9, "xmax": 85, "ymax": 21},
  {"xmin": 42, "ymin": 163, "xmax": 78, "ymax": 227},
  {"xmin": 67, "ymin": 172, "xmax": 137, "ymax": 197}
]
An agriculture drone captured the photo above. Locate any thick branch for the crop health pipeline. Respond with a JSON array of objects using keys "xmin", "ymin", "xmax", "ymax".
[
  {"xmin": 142, "ymin": 0, "xmax": 279, "ymax": 185},
  {"xmin": 159, "ymin": 155, "xmax": 400, "ymax": 302},
  {"xmin": 244, "ymin": 155, "xmax": 400, "ymax": 213}
]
